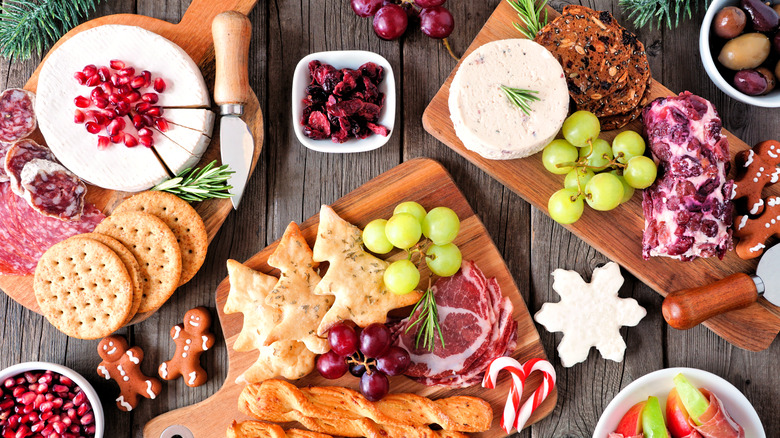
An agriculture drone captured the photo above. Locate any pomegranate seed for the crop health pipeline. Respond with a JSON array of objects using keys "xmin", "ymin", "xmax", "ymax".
[
  {"xmin": 41, "ymin": 424, "xmax": 54, "ymax": 435},
  {"xmin": 85, "ymin": 122, "xmax": 100, "ymax": 134},
  {"xmin": 14, "ymin": 425, "xmax": 30, "ymax": 438},
  {"xmin": 115, "ymin": 101, "xmax": 131, "ymax": 116},
  {"xmin": 57, "ymin": 376, "xmax": 73, "ymax": 387},
  {"xmin": 61, "ymin": 402, "xmax": 73, "ymax": 411},
  {"xmin": 115, "ymin": 84, "xmax": 131, "ymax": 95},
  {"xmin": 132, "ymin": 114, "xmax": 145, "ymax": 129},
  {"xmin": 38, "ymin": 401, "xmax": 54, "ymax": 413},
  {"xmin": 87, "ymin": 111, "xmax": 106, "ymax": 126},
  {"xmin": 7, "ymin": 413, "xmax": 20, "ymax": 428},
  {"xmin": 154, "ymin": 77, "xmax": 167, "ymax": 93},
  {"xmin": 82, "ymin": 65, "xmax": 97, "ymax": 77},
  {"xmin": 110, "ymin": 74, "xmax": 121, "ymax": 86},
  {"xmin": 142, "ymin": 70, "xmax": 152, "ymax": 87},
  {"xmin": 31, "ymin": 422, "xmax": 45, "ymax": 433},
  {"xmin": 24, "ymin": 411, "xmax": 38, "ymax": 423},
  {"xmin": 90, "ymin": 88, "xmax": 104, "ymax": 99},
  {"xmin": 139, "ymin": 135, "xmax": 154, "ymax": 147},
  {"xmin": 106, "ymin": 118, "xmax": 126, "ymax": 136},
  {"xmin": 84, "ymin": 425, "xmax": 95, "ymax": 434},
  {"xmin": 124, "ymin": 91, "xmax": 141, "ymax": 103},
  {"xmin": 52, "ymin": 421, "xmax": 65, "ymax": 434},
  {"xmin": 51, "ymin": 385, "xmax": 67, "ymax": 394},
  {"xmin": 97, "ymin": 136, "xmax": 110, "ymax": 150},
  {"xmin": 98, "ymin": 66, "xmax": 111, "ymax": 82},
  {"xmin": 73, "ymin": 110, "xmax": 85, "ymax": 124},
  {"xmin": 0, "ymin": 399, "xmax": 13, "ymax": 410},
  {"xmin": 154, "ymin": 117, "xmax": 169, "ymax": 132},
  {"xmin": 65, "ymin": 408, "xmax": 76, "ymax": 421},
  {"xmin": 117, "ymin": 67, "xmax": 135, "ymax": 77},
  {"xmin": 110, "ymin": 59, "xmax": 125, "ymax": 69},
  {"xmin": 99, "ymin": 82, "xmax": 113, "ymax": 95},
  {"xmin": 124, "ymin": 134, "xmax": 138, "ymax": 147},
  {"xmin": 110, "ymin": 134, "xmax": 122, "ymax": 144},
  {"xmin": 135, "ymin": 102, "xmax": 152, "ymax": 113},
  {"xmin": 73, "ymin": 72, "xmax": 87, "ymax": 85},
  {"xmin": 93, "ymin": 97, "xmax": 108, "ymax": 109},
  {"xmin": 35, "ymin": 383, "xmax": 48, "ymax": 394},
  {"xmin": 117, "ymin": 75, "xmax": 131, "ymax": 85},
  {"xmin": 45, "ymin": 393, "xmax": 54, "ymax": 401},
  {"xmin": 73, "ymin": 96, "xmax": 89, "ymax": 108},
  {"xmin": 51, "ymin": 398, "xmax": 63, "ymax": 409},
  {"xmin": 16, "ymin": 377, "xmax": 25, "ymax": 385},
  {"xmin": 137, "ymin": 127, "xmax": 153, "ymax": 137},
  {"xmin": 85, "ymin": 75, "xmax": 101, "ymax": 87},
  {"xmin": 75, "ymin": 403, "xmax": 89, "ymax": 416},
  {"xmin": 130, "ymin": 75, "xmax": 146, "ymax": 89},
  {"xmin": 38, "ymin": 373, "xmax": 53, "ymax": 385},
  {"xmin": 141, "ymin": 92, "xmax": 158, "ymax": 104},
  {"xmin": 12, "ymin": 387, "xmax": 24, "ymax": 397},
  {"xmin": 141, "ymin": 115, "xmax": 154, "ymax": 127},
  {"xmin": 146, "ymin": 106, "xmax": 163, "ymax": 117},
  {"xmin": 79, "ymin": 412, "xmax": 93, "ymax": 426},
  {"xmin": 108, "ymin": 93, "xmax": 121, "ymax": 105},
  {"xmin": 21, "ymin": 403, "xmax": 33, "ymax": 414},
  {"xmin": 2, "ymin": 430, "xmax": 12, "ymax": 438},
  {"xmin": 19, "ymin": 392, "xmax": 36, "ymax": 404}
]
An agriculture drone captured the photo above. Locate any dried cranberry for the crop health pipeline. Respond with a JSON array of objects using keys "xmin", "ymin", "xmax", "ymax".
[
  {"xmin": 667, "ymin": 236, "xmax": 694, "ymax": 256},
  {"xmin": 366, "ymin": 122, "xmax": 390, "ymax": 136},
  {"xmin": 359, "ymin": 62, "xmax": 384, "ymax": 84}
]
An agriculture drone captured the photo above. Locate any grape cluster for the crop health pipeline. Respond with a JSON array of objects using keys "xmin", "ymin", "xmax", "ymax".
[
  {"xmin": 362, "ymin": 202, "xmax": 462, "ymax": 295},
  {"xmin": 350, "ymin": 0, "xmax": 454, "ymax": 41},
  {"xmin": 542, "ymin": 111, "xmax": 659, "ymax": 225},
  {"xmin": 317, "ymin": 323, "xmax": 411, "ymax": 402}
]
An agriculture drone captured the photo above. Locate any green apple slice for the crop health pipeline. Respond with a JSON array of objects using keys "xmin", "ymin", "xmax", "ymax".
[
  {"xmin": 673, "ymin": 373, "xmax": 710, "ymax": 425},
  {"xmin": 642, "ymin": 396, "xmax": 670, "ymax": 438}
]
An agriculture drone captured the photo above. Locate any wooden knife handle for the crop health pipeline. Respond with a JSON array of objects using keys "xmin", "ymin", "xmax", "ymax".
[
  {"xmin": 212, "ymin": 11, "xmax": 252, "ymax": 106},
  {"xmin": 662, "ymin": 273, "xmax": 759, "ymax": 330}
]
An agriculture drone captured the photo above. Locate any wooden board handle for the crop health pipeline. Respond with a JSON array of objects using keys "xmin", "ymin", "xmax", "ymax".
[
  {"xmin": 662, "ymin": 273, "xmax": 759, "ymax": 330},
  {"xmin": 212, "ymin": 11, "xmax": 252, "ymax": 106}
]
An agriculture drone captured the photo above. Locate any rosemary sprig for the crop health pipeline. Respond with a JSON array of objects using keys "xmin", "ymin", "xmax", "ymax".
[
  {"xmin": 152, "ymin": 160, "xmax": 235, "ymax": 203},
  {"xmin": 404, "ymin": 287, "xmax": 444, "ymax": 352},
  {"xmin": 507, "ymin": 0, "xmax": 548, "ymax": 40},
  {"xmin": 619, "ymin": 0, "xmax": 707, "ymax": 30},
  {"xmin": 0, "ymin": 0, "xmax": 104, "ymax": 60},
  {"xmin": 501, "ymin": 85, "xmax": 540, "ymax": 115}
]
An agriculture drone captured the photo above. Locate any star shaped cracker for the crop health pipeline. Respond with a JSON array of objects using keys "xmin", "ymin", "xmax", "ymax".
[
  {"xmin": 264, "ymin": 222, "xmax": 333, "ymax": 354},
  {"xmin": 312, "ymin": 205, "xmax": 422, "ymax": 336},
  {"xmin": 224, "ymin": 259, "xmax": 316, "ymax": 384},
  {"xmin": 534, "ymin": 262, "xmax": 646, "ymax": 368}
]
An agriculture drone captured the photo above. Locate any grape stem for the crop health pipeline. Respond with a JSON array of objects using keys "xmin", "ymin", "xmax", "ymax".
[
  {"xmin": 442, "ymin": 38, "xmax": 459, "ymax": 61},
  {"xmin": 346, "ymin": 352, "xmax": 378, "ymax": 376}
]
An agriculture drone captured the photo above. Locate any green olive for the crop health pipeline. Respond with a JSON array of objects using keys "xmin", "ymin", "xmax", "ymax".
[{"xmin": 718, "ymin": 32, "xmax": 771, "ymax": 70}]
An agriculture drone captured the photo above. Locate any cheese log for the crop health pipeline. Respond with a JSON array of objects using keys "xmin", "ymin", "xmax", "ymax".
[{"xmin": 448, "ymin": 39, "xmax": 569, "ymax": 160}]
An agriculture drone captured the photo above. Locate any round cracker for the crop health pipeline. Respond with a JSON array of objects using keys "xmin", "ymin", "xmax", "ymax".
[
  {"xmin": 94, "ymin": 211, "xmax": 182, "ymax": 313},
  {"xmin": 79, "ymin": 233, "xmax": 143, "ymax": 325},
  {"xmin": 34, "ymin": 237, "xmax": 133, "ymax": 339},
  {"xmin": 113, "ymin": 191, "xmax": 208, "ymax": 286}
]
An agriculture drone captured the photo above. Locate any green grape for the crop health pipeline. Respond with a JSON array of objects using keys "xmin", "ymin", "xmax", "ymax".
[
  {"xmin": 385, "ymin": 213, "xmax": 422, "ymax": 249},
  {"xmin": 612, "ymin": 130, "xmax": 646, "ymax": 164},
  {"xmin": 584, "ymin": 172, "xmax": 624, "ymax": 211},
  {"xmin": 624, "ymin": 156, "xmax": 658, "ymax": 189},
  {"xmin": 562, "ymin": 110, "xmax": 601, "ymax": 147},
  {"xmin": 579, "ymin": 138, "xmax": 613, "ymax": 169},
  {"xmin": 425, "ymin": 243, "xmax": 462, "ymax": 277},
  {"xmin": 363, "ymin": 219, "xmax": 394, "ymax": 254},
  {"xmin": 383, "ymin": 260, "xmax": 420, "ymax": 295},
  {"xmin": 564, "ymin": 167, "xmax": 595, "ymax": 190},
  {"xmin": 548, "ymin": 188, "xmax": 584, "ymax": 224},
  {"xmin": 542, "ymin": 139, "xmax": 578, "ymax": 174},
  {"xmin": 393, "ymin": 201, "xmax": 426, "ymax": 225},
  {"xmin": 611, "ymin": 170, "xmax": 636, "ymax": 204},
  {"xmin": 422, "ymin": 207, "xmax": 460, "ymax": 245}
]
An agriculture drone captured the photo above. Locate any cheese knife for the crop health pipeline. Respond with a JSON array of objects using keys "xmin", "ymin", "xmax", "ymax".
[
  {"xmin": 662, "ymin": 244, "xmax": 780, "ymax": 330},
  {"xmin": 212, "ymin": 11, "xmax": 254, "ymax": 210}
]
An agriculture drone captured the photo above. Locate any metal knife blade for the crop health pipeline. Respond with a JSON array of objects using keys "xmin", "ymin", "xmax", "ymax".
[
  {"xmin": 754, "ymin": 244, "xmax": 780, "ymax": 307},
  {"xmin": 219, "ymin": 111, "xmax": 254, "ymax": 209}
]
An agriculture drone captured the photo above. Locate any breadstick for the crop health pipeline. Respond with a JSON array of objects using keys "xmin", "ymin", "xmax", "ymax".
[
  {"xmin": 238, "ymin": 379, "xmax": 492, "ymax": 436},
  {"xmin": 227, "ymin": 420, "xmax": 332, "ymax": 438}
]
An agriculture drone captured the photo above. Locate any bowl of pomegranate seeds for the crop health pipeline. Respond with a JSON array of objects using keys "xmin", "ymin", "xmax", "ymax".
[
  {"xmin": 0, "ymin": 362, "xmax": 104, "ymax": 438},
  {"xmin": 292, "ymin": 51, "xmax": 396, "ymax": 153}
]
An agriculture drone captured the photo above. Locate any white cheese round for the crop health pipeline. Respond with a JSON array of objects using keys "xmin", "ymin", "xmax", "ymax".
[
  {"xmin": 448, "ymin": 39, "xmax": 569, "ymax": 160},
  {"xmin": 36, "ymin": 25, "xmax": 212, "ymax": 192}
]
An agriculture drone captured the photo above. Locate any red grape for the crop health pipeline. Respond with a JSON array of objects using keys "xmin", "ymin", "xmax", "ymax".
[
  {"xmin": 414, "ymin": 0, "xmax": 446, "ymax": 7},
  {"xmin": 359, "ymin": 323, "xmax": 391, "ymax": 358},
  {"xmin": 316, "ymin": 351, "xmax": 348, "ymax": 379},
  {"xmin": 376, "ymin": 346, "xmax": 411, "ymax": 376},
  {"xmin": 328, "ymin": 323, "xmax": 359, "ymax": 356},
  {"xmin": 373, "ymin": 4, "xmax": 408, "ymax": 40},
  {"xmin": 419, "ymin": 6, "xmax": 454, "ymax": 39},
  {"xmin": 360, "ymin": 371, "xmax": 389, "ymax": 401},
  {"xmin": 349, "ymin": 362, "xmax": 367, "ymax": 377},
  {"xmin": 351, "ymin": 0, "xmax": 384, "ymax": 17}
]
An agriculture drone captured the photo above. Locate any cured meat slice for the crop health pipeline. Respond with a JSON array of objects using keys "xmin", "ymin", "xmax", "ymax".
[
  {"xmin": 692, "ymin": 391, "xmax": 745, "ymax": 438},
  {"xmin": 20, "ymin": 159, "xmax": 86, "ymax": 221},
  {"xmin": 0, "ymin": 142, "xmax": 10, "ymax": 183},
  {"xmin": 0, "ymin": 182, "xmax": 104, "ymax": 276},
  {"xmin": 0, "ymin": 89, "xmax": 36, "ymax": 144},
  {"xmin": 641, "ymin": 92, "xmax": 734, "ymax": 261},
  {"xmin": 4, "ymin": 139, "xmax": 55, "ymax": 195}
]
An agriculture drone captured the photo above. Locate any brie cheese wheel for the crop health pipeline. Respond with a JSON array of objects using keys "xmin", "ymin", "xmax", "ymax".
[
  {"xmin": 36, "ymin": 25, "xmax": 214, "ymax": 192},
  {"xmin": 448, "ymin": 39, "xmax": 569, "ymax": 160}
]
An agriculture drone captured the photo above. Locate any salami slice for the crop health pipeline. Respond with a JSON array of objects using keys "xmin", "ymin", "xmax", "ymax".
[
  {"xmin": 4, "ymin": 139, "xmax": 55, "ymax": 194},
  {"xmin": 0, "ymin": 182, "xmax": 104, "ymax": 276},
  {"xmin": 20, "ymin": 159, "xmax": 86, "ymax": 221},
  {"xmin": 0, "ymin": 142, "xmax": 10, "ymax": 182},
  {"xmin": 0, "ymin": 89, "xmax": 36, "ymax": 143}
]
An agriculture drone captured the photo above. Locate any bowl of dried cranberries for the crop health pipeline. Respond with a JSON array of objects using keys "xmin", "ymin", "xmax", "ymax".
[
  {"xmin": 292, "ymin": 50, "xmax": 396, "ymax": 153},
  {"xmin": 0, "ymin": 362, "xmax": 104, "ymax": 437}
]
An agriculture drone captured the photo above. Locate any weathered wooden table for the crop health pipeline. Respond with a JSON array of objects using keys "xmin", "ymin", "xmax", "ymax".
[{"xmin": 1, "ymin": 0, "xmax": 777, "ymax": 436}]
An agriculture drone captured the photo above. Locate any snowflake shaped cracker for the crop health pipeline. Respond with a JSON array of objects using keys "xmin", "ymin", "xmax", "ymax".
[{"xmin": 534, "ymin": 262, "xmax": 646, "ymax": 367}]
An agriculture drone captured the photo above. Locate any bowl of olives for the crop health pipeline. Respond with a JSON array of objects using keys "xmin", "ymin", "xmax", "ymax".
[{"xmin": 701, "ymin": 0, "xmax": 780, "ymax": 106}]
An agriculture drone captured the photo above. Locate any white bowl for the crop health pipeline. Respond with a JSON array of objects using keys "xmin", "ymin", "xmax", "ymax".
[
  {"xmin": 592, "ymin": 367, "xmax": 764, "ymax": 438},
  {"xmin": 700, "ymin": 0, "xmax": 780, "ymax": 107},
  {"xmin": 291, "ymin": 50, "xmax": 396, "ymax": 153},
  {"xmin": 0, "ymin": 362, "xmax": 105, "ymax": 438}
]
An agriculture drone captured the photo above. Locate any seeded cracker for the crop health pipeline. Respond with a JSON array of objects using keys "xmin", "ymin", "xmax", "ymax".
[
  {"xmin": 94, "ymin": 211, "xmax": 182, "ymax": 313},
  {"xmin": 34, "ymin": 237, "xmax": 133, "ymax": 339},
  {"xmin": 312, "ymin": 205, "xmax": 422, "ymax": 336},
  {"xmin": 113, "ymin": 191, "xmax": 208, "ymax": 285}
]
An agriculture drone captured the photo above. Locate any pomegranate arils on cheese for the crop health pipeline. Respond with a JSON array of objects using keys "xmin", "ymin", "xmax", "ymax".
[{"xmin": 73, "ymin": 60, "xmax": 171, "ymax": 150}]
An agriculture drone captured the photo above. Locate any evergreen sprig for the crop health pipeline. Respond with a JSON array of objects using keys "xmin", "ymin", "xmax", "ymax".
[
  {"xmin": 405, "ymin": 287, "xmax": 445, "ymax": 352},
  {"xmin": 619, "ymin": 0, "xmax": 709, "ymax": 30},
  {"xmin": 152, "ymin": 160, "xmax": 235, "ymax": 203},
  {"xmin": 0, "ymin": 0, "xmax": 104, "ymax": 60},
  {"xmin": 501, "ymin": 85, "xmax": 540, "ymax": 115},
  {"xmin": 508, "ymin": 0, "xmax": 548, "ymax": 40}
]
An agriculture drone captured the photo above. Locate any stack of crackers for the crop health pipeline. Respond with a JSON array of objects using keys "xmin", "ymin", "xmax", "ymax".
[{"xmin": 33, "ymin": 191, "xmax": 208, "ymax": 340}]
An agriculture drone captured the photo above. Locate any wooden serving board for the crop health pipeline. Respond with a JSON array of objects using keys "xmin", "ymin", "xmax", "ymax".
[
  {"xmin": 421, "ymin": 0, "xmax": 780, "ymax": 351},
  {"xmin": 144, "ymin": 158, "xmax": 555, "ymax": 438},
  {"xmin": 0, "ymin": 0, "xmax": 264, "ymax": 323}
]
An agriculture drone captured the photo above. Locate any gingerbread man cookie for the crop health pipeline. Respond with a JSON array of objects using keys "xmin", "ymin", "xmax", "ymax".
[
  {"xmin": 733, "ymin": 140, "xmax": 780, "ymax": 216},
  {"xmin": 159, "ymin": 307, "xmax": 216, "ymax": 387},
  {"xmin": 735, "ymin": 196, "xmax": 780, "ymax": 259},
  {"xmin": 97, "ymin": 335, "xmax": 162, "ymax": 412}
]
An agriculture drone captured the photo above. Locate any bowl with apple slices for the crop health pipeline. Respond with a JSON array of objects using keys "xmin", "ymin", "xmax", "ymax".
[{"xmin": 593, "ymin": 367, "xmax": 764, "ymax": 438}]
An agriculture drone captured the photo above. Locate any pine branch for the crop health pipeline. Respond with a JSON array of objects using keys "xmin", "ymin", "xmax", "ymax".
[
  {"xmin": 619, "ymin": 0, "xmax": 709, "ymax": 30},
  {"xmin": 0, "ymin": 0, "xmax": 104, "ymax": 60},
  {"xmin": 152, "ymin": 160, "xmax": 235, "ymax": 203}
]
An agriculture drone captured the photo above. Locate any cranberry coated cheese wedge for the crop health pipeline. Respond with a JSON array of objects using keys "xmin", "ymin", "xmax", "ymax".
[
  {"xmin": 448, "ymin": 39, "xmax": 569, "ymax": 160},
  {"xmin": 36, "ymin": 25, "xmax": 214, "ymax": 192}
]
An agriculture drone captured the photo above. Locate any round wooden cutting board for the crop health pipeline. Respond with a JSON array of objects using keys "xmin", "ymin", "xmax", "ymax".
[{"xmin": 0, "ymin": 0, "xmax": 264, "ymax": 324}]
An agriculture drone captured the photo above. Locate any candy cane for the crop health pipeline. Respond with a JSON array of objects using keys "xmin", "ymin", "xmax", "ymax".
[
  {"xmin": 483, "ymin": 357, "xmax": 556, "ymax": 433},
  {"xmin": 513, "ymin": 359, "xmax": 556, "ymax": 431}
]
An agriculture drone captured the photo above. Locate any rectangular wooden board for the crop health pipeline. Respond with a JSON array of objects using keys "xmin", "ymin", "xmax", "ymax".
[
  {"xmin": 421, "ymin": 0, "xmax": 780, "ymax": 351},
  {"xmin": 144, "ymin": 157, "xmax": 556, "ymax": 438}
]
